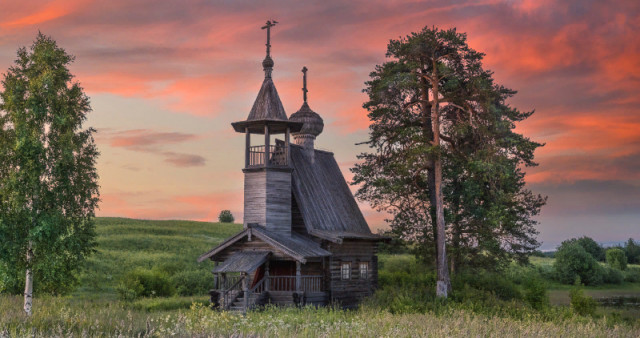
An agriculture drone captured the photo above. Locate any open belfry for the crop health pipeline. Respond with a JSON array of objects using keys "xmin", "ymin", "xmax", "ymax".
[{"xmin": 199, "ymin": 21, "xmax": 383, "ymax": 311}]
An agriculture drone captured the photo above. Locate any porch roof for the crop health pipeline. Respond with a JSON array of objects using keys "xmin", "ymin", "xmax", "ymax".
[
  {"xmin": 197, "ymin": 225, "xmax": 331, "ymax": 264},
  {"xmin": 212, "ymin": 251, "xmax": 270, "ymax": 273}
]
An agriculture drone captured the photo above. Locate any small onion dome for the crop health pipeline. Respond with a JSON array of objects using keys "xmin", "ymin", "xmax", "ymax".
[
  {"xmin": 289, "ymin": 102, "xmax": 324, "ymax": 137},
  {"xmin": 262, "ymin": 55, "xmax": 274, "ymax": 69}
]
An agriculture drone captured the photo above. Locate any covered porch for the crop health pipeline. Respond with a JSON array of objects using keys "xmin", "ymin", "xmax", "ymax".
[
  {"xmin": 210, "ymin": 251, "xmax": 326, "ymax": 311},
  {"xmin": 198, "ymin": 226, "xmax": 331, "ymax": 312}
]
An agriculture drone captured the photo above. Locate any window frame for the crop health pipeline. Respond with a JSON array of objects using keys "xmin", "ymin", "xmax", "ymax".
[
  {"xmin": 341, "ymin": 262, "xmax": 351, "ymax": 280},
  {"xmin": 359, "ymin": 262, "xmax": 369, "ymax": 279}
]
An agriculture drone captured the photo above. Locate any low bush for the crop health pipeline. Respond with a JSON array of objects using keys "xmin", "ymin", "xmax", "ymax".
[
  {"xmin": 603, "ymin": 267, "xmax": 624, "ymax": 284},
  {"xmin": 117, "ymin": 268, "xmax": 174, "ymax": 301},
  {"xmin": 523, "ymin": 277, "xmax": 548, "ymax": 310},
  {"xmin": 170, "ymin": 269, "xmax": 212, "ymax": 296},
  {"xmin": 623, "ymin": 267, "xmax": 640, "ymax": 283},
  {"xmin": 453, "ymin": 271, "xmax": 522, "ymax": 301},
  {"xmin": 569, "ymin": 286, "xmax": 597, "ymax": 317}
]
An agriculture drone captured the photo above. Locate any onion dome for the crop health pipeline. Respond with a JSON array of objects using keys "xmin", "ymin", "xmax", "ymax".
[
  {"xmin": 289, "ymin": 67, "xmax": 324, "ymax": 137},
  {"xmin": 290, "ymin": 102, "xmax": 324, "ymax": 137}
]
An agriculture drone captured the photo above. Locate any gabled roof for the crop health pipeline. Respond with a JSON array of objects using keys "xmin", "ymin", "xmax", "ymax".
[
  {"xmin": 197, "ymin": 225, "xmax": 330, "ymax": 264},
  {"xmin": 290, "ymin": 144, "xmax": 382, "ymax": 240},
  {"xmin": 212, "ymin": 251, "xmax": 270, "ymax": 273}
]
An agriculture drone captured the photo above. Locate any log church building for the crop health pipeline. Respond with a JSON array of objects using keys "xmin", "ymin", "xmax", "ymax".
[{"xmin": 198, "ymin": 21, "xmax": 383, "ymax": 311}]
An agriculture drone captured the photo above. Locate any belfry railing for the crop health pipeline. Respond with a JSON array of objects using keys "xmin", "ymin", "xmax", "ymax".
[{"xmin": 248, "ymin": 145, "xmax": 288, "ymax": 167}]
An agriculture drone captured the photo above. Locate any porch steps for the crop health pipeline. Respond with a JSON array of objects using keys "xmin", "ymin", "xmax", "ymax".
[{"xmin": 228, "ymin": 292, "xmax": 264, "ymax": 312}]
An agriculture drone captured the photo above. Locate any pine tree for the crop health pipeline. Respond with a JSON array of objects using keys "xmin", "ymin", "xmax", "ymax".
[
  {"xmin": 352, "ymin": 26, "xmax": 545, "ymax": 296},
  {"xmin": 0, "ymin": 33, "xmax": 100, "ymax": 315}
]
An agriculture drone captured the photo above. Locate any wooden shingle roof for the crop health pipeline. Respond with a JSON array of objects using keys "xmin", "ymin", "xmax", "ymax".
[
  {"xmin": 290, "ymin": 144, "xmax": 381, "ymax": 241},
  {"xmin": 212, "ymin": 251, "xmax": 270, "ymax": 273},
  {"xmin": 197, "ymin": 225, "xmax": 330, "ymax": 263}
]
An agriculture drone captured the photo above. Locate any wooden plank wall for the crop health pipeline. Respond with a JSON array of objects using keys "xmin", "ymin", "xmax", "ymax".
[
  {"xmin": 243, "ymin": 169, "xmax": 292, "ymax": 234},
  {"xmin": 265, "ymin": 170, "xmax": 291, "ymax": 234},
  {"xmin": 243, "ymin": 170, "xmax": 267, "ymax": 227},
  {"xmin": 326, "ymin": 240, "xmax": 378, "ymax": 308}
]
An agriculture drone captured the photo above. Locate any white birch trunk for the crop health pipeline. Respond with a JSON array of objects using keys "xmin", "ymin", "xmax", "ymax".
[{"xmin": 23, "ymin": 243, "xmax": 33, "ymax": 316}]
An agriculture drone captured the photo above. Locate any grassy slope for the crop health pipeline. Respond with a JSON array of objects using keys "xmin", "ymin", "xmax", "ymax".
[{"xmin": 76, "ymin": 217, "xmax": 242, "ymax": 299}]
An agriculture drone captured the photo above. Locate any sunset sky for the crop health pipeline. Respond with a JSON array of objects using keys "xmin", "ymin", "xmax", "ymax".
[{"xmin": 1, "ymin": 0, "xmax": 638, "ymax": 250}]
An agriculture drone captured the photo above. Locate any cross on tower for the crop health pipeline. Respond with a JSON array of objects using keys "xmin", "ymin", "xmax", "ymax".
[
  {"xmin": 302, "ymin": 66, "xmax": 308, "ymax": 103},
  {"xmin": 261, "ymin": 20, "xmax": 278, "ymax": 58}
]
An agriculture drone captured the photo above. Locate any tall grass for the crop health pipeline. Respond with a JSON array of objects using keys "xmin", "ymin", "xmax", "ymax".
[{"xmin": 1, "ymin": 296, "xmax": 638, "ymax": 337}]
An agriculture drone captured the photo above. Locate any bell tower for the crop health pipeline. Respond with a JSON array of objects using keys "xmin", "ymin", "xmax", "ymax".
[{"xmin": 231, "ymin": 21, "xmax": 302, "ymax": 235}]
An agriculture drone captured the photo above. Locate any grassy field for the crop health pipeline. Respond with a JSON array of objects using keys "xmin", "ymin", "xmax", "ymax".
[{"xmin": 1, "ymin": 218, "xmax": 639, "ymax": 337}]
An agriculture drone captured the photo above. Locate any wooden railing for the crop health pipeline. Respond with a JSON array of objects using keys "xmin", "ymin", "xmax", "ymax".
[
  {"xmin": 222, "ymin": 276, "xmax": 244, "ymax": 309},
  {"xmin": 248, "ymin": 145, "xmax": 288, "ymax": 167},
  {"xmin": 221, "ymin": 275, "xmax": 243, "ymax": 290},
  {"xmin": 269, "ymin": 276, "xmax": 296, "ymax": 291},
  {"xmin": 300, "ymin": 276, "xmax": 323, "ymax": 292},
  {"xmin": 268, "ymin": 275, "xmax": 323, "ymax": 292},
  {"xmin": 250, "ymin": 276, "xmax": 266, "ymax": 295}
]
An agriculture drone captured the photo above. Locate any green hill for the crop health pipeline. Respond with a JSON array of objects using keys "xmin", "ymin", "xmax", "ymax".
[{"xmin": 76, "ymin": 217, "xmax": 242, "ymax": 299}]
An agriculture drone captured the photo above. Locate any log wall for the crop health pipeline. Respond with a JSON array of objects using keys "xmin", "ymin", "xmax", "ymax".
[{"xmin": 326, "ymin": 240, "xmax": 378, "ymax": 308}]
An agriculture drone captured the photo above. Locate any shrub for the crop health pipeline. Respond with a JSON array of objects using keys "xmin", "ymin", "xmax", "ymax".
[
  {"xmin": 117, "ymin": 268, "xmax": 174, "ymax": 301},
  {"xmin": 603, "ymin": 267, "xmax": 624, "ymax": 284},
  {"xmin": 553, "ymin": 241, "xmax": 603, "ymax": 285},
  {"xmin": 523, "ymin": 278, "xmax": 548, "ymax": 310},
  {"xmin": 569, "ymin": 286, "xmax": 597, "ymax": 316},
  {"xmin": 606, "ymin": 248, "xmax": 627, "ymax": 271},
  {"xmin": 453, "ymin": 271, "xmax": 521, "ymax": 301},
  {"xmin": 623, "ymin": 267, "xmax": 640, "ymax": 283},
  {"xmin": 218, "ymin": 210, "xmax": 234, "ymax": 223},
  {"xmin": 170, "ymin": 270, "xmax": 213, "ymax": 296}
]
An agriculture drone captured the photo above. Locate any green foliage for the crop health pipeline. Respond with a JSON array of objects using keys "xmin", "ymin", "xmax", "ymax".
[
  {"xmin": 170, "ymin": 270, "xmax": 212, "ymax": 296},
  {"xmin": 603, "ymin": 267, "xmax": 624, "ymax": 285},
  {"xmin": 564, "ymin": 237, "xmax": 605, "ymax": 261},
  {"xmin": 523, "ymin": 277, "xmax": 549, "ymax": 310},
  {"xmin": 554, "ymin": 241, "xmax": 604, "ymax": 286},
  {"xmin": 606, "ymin": 248, "xmax": 628, "ymax": 271},
  {"xmin": 453, "ymin": 271, "xmax": 522, "ymax": 301},
  {"xmin": 569, "ymin": 286, "xmax": 597, "ymax": 317},
  {"xmin": 0, "ymin": 33, "xmax": 99, "ymax": 295},
  {"xmin": 624, "ymin": 238, "xmax": 640, "ymax": 264},
  {"xmin": 623, "ymin": 267, "xmax": 640, "ymax": 283},
  {"xmin": 351, "ymin": 25, "xmax": 545, "ymax": 273},
  {"xmin": 117, "ymin": 268, "xmax": 175, "ymax": 301},
  {"xmin": 218, "ymin": 210, "xmax": 234, "ymax": 223}
]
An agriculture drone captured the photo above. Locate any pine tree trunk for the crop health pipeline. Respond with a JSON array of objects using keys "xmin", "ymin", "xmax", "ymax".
[
  {"xmin": 430, "ymin": 63, "xmax": 451, "ymax": 298},
  {"xmin": 24, "ymin": 243, "xmax": 33, "ymax": 316}
]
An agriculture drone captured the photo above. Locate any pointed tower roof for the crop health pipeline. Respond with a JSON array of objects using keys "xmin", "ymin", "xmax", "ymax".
[{"xmin": 232, "ymin": 20, "xmax": 302, "ymax": 134}]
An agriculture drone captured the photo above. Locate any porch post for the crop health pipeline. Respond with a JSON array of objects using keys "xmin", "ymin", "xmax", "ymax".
[
  {"xmin": 213, "ymin": 261, "xmax": 219, "ymax": 289},
  {"xmin": 265, "ymin": 260, "xmax": 270, "ymax": 292},
  {"xmin": 296, "ymin": 261, "xmax": 301, "ymax": 292},
  {"xmin": 242, "ymin": 272, "xmax": 249, "ymax": 311},
  {"xmin": 222, "ymin": 273, "xmax": 227, "ymax": 290}
]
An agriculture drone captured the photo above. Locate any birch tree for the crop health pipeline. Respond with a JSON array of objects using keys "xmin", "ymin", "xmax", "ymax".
[{"xmin": 0, "ymin": 33, "xmax": 99, "ymax": 315}]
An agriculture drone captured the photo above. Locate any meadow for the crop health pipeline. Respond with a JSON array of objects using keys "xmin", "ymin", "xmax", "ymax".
[{"xmin": 1, "ymin": 217, "xmax": 639, "ymax": 337}]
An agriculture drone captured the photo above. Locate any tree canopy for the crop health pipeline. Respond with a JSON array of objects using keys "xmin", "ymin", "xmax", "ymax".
[
  {"xmin": 0, "ymin": 33, "xmax": 99, "ymax": 310},
  {"xmin": 352, "ymin": 26, "xmax": 546, "ymax": 280}
]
